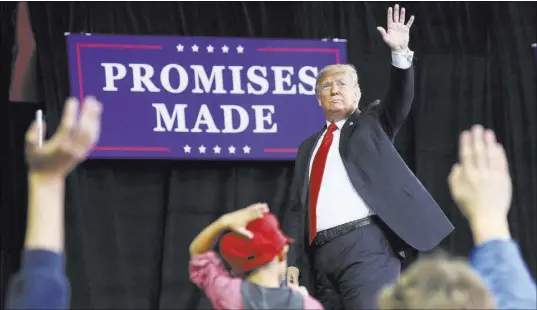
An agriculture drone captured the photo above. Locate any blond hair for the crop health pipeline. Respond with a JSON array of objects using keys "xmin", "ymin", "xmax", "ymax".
[
  {"xmin": 315, "ymin": 64, "xmax": 359, "ymax": 98},
  {"xmin": 378, "ymin": 256, "xmax": 495, "ymax": 309}
]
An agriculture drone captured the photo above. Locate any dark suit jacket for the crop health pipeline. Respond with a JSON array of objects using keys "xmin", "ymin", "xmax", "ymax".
[{"xmin": 281, "ymin": 64, "xmax": 454, "ymax": 289}]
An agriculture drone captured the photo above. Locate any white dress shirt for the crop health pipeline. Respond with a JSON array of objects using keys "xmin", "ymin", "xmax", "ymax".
[{"xmin": 308, "ymin": 50, "xmax": 414, "ymax": 232}]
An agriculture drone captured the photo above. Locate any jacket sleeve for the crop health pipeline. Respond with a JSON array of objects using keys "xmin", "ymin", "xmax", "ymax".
[
  {"xmin": 281, "ymin": 141, "xmax": 308, "ymax": 268},
  {"xmin": 376, "ymin": 65, "xmax": 415, "ymax": 140},
  {"xmin": 470, "ymin": 239, "xmax": 536, "ymax": 309},
  {"xmin": 5, "ymin": 249, "xmax": 70, "ymax": 310}
]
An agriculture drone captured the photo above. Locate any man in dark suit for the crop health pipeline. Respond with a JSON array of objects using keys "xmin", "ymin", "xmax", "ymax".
[{"xmin": 281, "ymin": 5, "xmax": 454, "ymax": 309}]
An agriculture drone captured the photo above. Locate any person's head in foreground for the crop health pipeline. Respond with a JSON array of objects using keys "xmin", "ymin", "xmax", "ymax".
[
  {"xmin": 377, "ymin": 254, "xmax": 495, "ymax": 309},
  {"xmin": 219, "ymin": 211, "xmax": 294, "ymax": 285}
]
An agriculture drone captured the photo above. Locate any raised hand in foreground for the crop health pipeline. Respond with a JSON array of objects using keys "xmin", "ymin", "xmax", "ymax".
[
  {"xmin": 5, "ymin": 96, "xmax": 104, "ymax": 310},
  {"xmin": 25, "ymin": 96, "xmax": 103, "ymax": 177},
  {"xmin": 447, "ymin": 125, "xmax": 536, "ymax": 310},
  {"xmin": 448, "ymin": 124, "xmax": 512, "ymax": 243}
]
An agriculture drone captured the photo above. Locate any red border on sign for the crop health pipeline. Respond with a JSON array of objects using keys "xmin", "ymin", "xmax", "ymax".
[
  {"xmin": 76, "ymin": 43, "xmax": 343, "ymax": 154},
  {"xmin": 76, "ymin": 43, "xmax": 169, "ymax": 152}
]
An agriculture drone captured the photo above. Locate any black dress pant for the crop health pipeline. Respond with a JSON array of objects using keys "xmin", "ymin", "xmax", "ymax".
[{"xmin": 311, "ymin": 220, "xmax": 401, "ymax": 309}]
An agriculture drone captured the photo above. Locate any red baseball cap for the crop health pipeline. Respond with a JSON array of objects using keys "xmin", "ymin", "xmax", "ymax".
[{"xmin": 219, "ymin": 212, "xmax": 294, "ymax": 275}]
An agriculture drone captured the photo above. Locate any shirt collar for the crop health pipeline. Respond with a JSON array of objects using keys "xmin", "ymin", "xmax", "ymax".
[
  {"xmin": 326, "ymin": 119, "xmax": 347, "ymax": 130},
  {"xmin": 325, "ymin": 109, "xmax": 358, "ymax": 130}
]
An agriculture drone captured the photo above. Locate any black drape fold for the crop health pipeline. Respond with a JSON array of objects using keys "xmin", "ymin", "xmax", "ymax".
[{"xmin": 0, "ymin": 1, "xmax": 535, "ymax": 309}]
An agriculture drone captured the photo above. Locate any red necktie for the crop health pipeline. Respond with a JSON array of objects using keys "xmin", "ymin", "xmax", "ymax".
[{"xmin": 308, "ymin": 123, "xmax": 338, "ymax": 244}]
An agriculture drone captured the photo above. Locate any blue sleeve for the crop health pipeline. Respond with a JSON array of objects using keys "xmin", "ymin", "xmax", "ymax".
[
  {"xmin": 5, "ymin": 249, "xmax": 70, "ymax": 310},
  {"xmin": 470, "ymin": 239, "xmax": 536, "ymax": 310}
]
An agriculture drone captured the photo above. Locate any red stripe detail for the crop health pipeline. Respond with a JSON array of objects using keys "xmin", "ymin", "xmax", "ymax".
[
  {"xmin": 76, "ymin": 44, "xmax": 84, "ymax": 101},
  {"xmin": 92, "ymin": 146, "xmax": 170, "ymax": 152},
  {"xmin": 76, "ymin": 42, "xmax": 164, "ymax": 152},
  {"xmin": 264, "ymin": 148, "xmax": 298, "ymax": 153},
  {"xmin": 77, "ymin": 43, "xmax": 162, "ymax": 49}
]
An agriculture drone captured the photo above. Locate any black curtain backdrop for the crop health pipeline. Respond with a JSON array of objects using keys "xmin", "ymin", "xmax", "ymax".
[{"xmin": 1, "ymin": 1, "xmax": 536, "ymax": 309}]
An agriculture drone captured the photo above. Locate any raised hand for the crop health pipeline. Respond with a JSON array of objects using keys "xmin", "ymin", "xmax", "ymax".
[
  {"xmin": 220, "ymin": 203, "xmax": 270, "ymax": 238},
  {"xmin": 25, "ymin": 96, "xmax": 103, "ymax": 178},
  {"xmin": 448, "ymin": 125, "xmax": 512, "ymax": 222},
  {"xmin": 377, "ymin": 4, "xmax": 415, "ymax": 53}
]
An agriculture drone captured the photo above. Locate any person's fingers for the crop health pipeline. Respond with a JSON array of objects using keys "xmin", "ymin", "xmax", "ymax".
[
  {"xmin": 288, "ymin": 266, "xmax": 299, "ymax": 275},
  {"xmin": 400, "ymin": 7, "xmax": 406, "ymax": 24},
  {"xmin": 484, "ymin": 129, "xmax": 497, "ymax": 168},
  {"xmin": 287, "ymin": 274, "xmax": 297, "ymax": 287},
  {"xmin": 234, "ymin": 227, "xmax": 254, "ymax": 239},
  {"xmin": 76, "ymin": 96, "xmax": 103, "ymax": 148},
  {"xmin": 471, "ymin": 125, "xmax": 486, "ymax": 170},
  {"xmin": 484, "ymin": 128, "xmax": 497, "ymax": 144},
  {"xmin": 406, "ymin": 15, "xmax": 415, "ymax": 28},
  {"xmin": 288, "ymin": 266, "xmax": 299, "ymax": 286},
  {"xmin": 252, "ymin": 205, "xmax": 267, "ymax": 219},
  {"xmin": 387, "ymin": 7, "xmax": 393, "ymax": 28},
  {"xmin": 247, "ymin": 203, "xmax": 269, "ymax": 217},
  {"xmin": 482, "ymin": 129, "xmax": 508, "ymax": 172},
  {"xmin": 491, "ymin": 143, "xmax": 509, "ymax": 172},
  {"xmin": 59, "ymin": 97, "xmax": 79, "ymax": 133},
  {"xmin": 40, "ymin": 121, "xmax": 47, "ymax": 144},
  {"xmin": 393, "ymin": 5, "xmax": 400, "ymax": 23},
  {"xmin": 25, "ymin": 120, "xmax": 39, "ymax": 146},
  {"xmin": 24, "ymin": 120, "xmax": 42, "ymax": 161},
  {"xmin": 448, "ymin": 163, "xmax": 461, "ymax": 189},
  {"xmin": 459, "ymin": 130, "xmax": 473, "ymax": 169},
  {"xmin": 377, "ymin": 27, "xmax": 388, "ymax": 40}
]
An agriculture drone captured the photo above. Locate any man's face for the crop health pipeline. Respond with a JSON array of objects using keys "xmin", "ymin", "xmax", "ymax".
[{"xmin": 318, "ymin": 72, "xmax": 360, "ymax": 120}]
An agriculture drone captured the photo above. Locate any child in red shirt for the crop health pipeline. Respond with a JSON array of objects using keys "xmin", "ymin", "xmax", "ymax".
[{"xmin": 188, "ymin": 203, "xmax": 323, "ymax": 309}]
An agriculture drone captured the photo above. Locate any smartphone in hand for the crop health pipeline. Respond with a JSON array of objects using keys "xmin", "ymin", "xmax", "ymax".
[{"xmin": 287, "ymin": 266, "xmax": 299, "ymax": 287}]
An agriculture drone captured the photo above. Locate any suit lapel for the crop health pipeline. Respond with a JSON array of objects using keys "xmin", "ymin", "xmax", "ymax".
[
  {"xmin": 339, "ymin": 110, "xmax": 359, "ymax": 157},
  {"xmin": 339, "ymin": 110, "xmax": 366, "ymax": 190}
]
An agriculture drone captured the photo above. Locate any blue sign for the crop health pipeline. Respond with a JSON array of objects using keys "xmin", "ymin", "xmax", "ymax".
[{"xmin": 66, "ymin": 33, "xmax": 347, "ymax": 160}]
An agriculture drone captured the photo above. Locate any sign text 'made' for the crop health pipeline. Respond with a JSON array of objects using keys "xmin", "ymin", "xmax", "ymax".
[{"xmin": 67, "ymin": 34, "xmax": 347, "ymax": 160}]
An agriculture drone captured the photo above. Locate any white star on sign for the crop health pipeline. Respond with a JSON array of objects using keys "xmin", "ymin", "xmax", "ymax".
[
  {"xmin": 183, "ymin": 145, "xmax": 191, "ymax": 153},
  {"xmin": 242, "ymin": 145, "xmax": 251, "ymax": 154},
  {"xmin": 192, "ymin": 44, "xmax": 199, "ymax": 52},
  {"xmin": 207, "ymin": 45, "xmax": 214, "ymax": 53},
  {"xmin": 198, "ymin": 145, "xmax": 206, "ymax": 153},
  {"xmin": 236, "ymin": 45, "xmax": 244, "ymax": 54},
  {"xmin": 176, "ymin": 44, "xmax": 184, "ymax": 52},
  {"xmin": 213, "ymin": 145, "xmax": 221, "ymax": 154},
  {"xmin": 222, "ymin": 45, "xmax": 229, "ymax": 53},
  {"xmin": 228, "ymin": 145, "xmax": 236, "ymax": 154}
]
